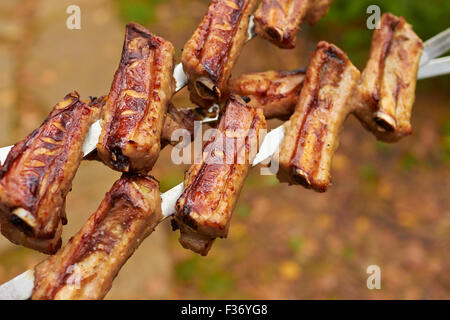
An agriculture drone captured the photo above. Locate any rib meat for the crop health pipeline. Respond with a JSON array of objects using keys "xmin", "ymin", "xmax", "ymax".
[
  {"xmin": 173, "ymin": 95, "xmax": 266, "ymax": 255},
  {"xmin": 353, "ymin": 13, "xmax": 423, "ymax": 142},
  {"xmin": 278, "ymin": 41, "xmax": 360, "ymax": 192},
  {"xmin": 0, "ymin": 92, "xmax": 103, "ymax": 254},
  {"xmin": 97, "ymin": 23, "xmax": 175, "ymax": 173},
  {"xmin": 229, "ymin": 68, "xmax": 306, "ymax": 119},
  {"xmin": 161, "ymin": 103, "xmax": 201, "ymax": 147},
  {"xmin": 304, "ymin": 0, "xmax": 334, "ymax": 25},
  {"xmin": 182, "ymin": 0, "xmax": 257, "ymax": 106},
  {"xmin": 254, "ymin": 0, "xmax": 310, "ymax": 49},
  {"xmin": 32, "ymin": 174, "xmax": 162, "ymax": 300}
]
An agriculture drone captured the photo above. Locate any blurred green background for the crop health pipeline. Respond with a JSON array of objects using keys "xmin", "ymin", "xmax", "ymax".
[{"xmin": 0, "ymin": 0, "xmax": 448, "ymax": 299}]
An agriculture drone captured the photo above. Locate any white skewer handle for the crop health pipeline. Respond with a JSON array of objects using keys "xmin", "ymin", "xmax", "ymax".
[
  {"xmin": 0, "ymin": 270, "xmax": 34, "ymax": 300},
  {"xmin": 420, "ymin": 27, "xmax": 450, "ymax": 67},
  {"xmin": 418, "ymin": 56, "xmax": 450, "ymax": 80}
]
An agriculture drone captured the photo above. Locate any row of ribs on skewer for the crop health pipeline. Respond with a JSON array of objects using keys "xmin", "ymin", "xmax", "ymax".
[
  {"xmin": 182, "ymin": 0, "xmax": 334, "ymax": 107},
  {"xmin": 174, "ymin": 9, "xmax": 423, "ymax": 254},
  {"xmin": 0, "ymin": 0, "xmax": 423, "ymax": 300}
]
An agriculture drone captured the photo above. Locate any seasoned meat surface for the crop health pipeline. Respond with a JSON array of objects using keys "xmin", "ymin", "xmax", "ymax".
[
  {"xmin": 0, "ymin": 92, "xmax": 102, "ymax": 254},
  {"xmin": 353, "ymin": 13, "xmax": 423, "ymax": 142},
  {"xmin": 304, "ymin": 0, "xmax": 333, "ymax": 25},
  {"xmin": 97, "ymin": 23, "xmax": 175, "ymax": 173},
  {"xmin": 161, "ymin": 103, "xmax": 201, "ymax": 147},
  {"xmin": 173, "ymin": 95, "xmax": 266, "ymax": 255},
  {"xmin": 254, "ymin": 0, "xmax": 310, "ymax": 48},
  {"xmin": 32, "ymin": 174, "xmax": 162, "ymax": 300},
  {"xmin": 182, "ymin": 0, "xmax": 257, "ymax": 106},
  {"xmin": 171, "ymin": 219, "xmax": 215, "ymax": 257},
  {"xmin": 278, "ymin": 41, "xmax": 360, "ymax": 192},
  {"xmin": 229, "ymin": 68, "xmax": 306, "ymax": 119}
]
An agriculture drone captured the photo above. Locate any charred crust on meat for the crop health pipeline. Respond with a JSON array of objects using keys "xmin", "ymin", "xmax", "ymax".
[
  {"xmin": 353, "ymin": 13, "xmax": 423, "ymax": 142},
  {"xmin": 278, "ymin": 41, "xmax": 359, "ymax": 192},
  {"xmin": 174, "ymin": 96, "xmax": 266, "ymax": 254},
  {"xmin": 97, "ymin": 23, "xmax": 175, "ymax": 173},
  {"xmin": 32, "ymin": 174, "xmax": 162, "ymax": 299},
  {"xmin": 254, "ymin": 0, "xmax": 313, "ymax": 49},
  {"xmin": 0, "ymin": 91, "xmax": 102, "ymax": 253},
  {"xmin": 229, "ymin": 68, "xmax": 306, "ymax": 120},
  {"xmin": 182, "ymin": 0, "xmax": 257, "ymax": 107}
]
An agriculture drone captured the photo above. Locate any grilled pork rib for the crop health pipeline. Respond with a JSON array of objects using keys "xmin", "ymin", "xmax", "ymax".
[
  {"xmin": 254, "ymin": 0, "xmax": 310, "ymax": 49},
  {"xmin": 229, "ymin": 68, "xmax": 306, "ymax": 119},
  {"xmin": 277, "ymin": 42, "xmax": 360, "ymax": 192},
  {"xmin": 161, "ymin": 103, "xmax": 200, "ymax": 148},
  {"xmin": 304, "ymin": 0, "xmax": 334, "ymax": 25},
  {"xmin": 353, "ymin": 13, "xmax": 423, "ymax": 142},
  {"xmin": 182, "ymin": 0, "xmax": 257, "ymax": 106},
  {"xmin": 32, "ymin": 174, "xmax": 162, "ymax": 300},
  {"xmin": 0, "ymin": 92, "xmax": 103, "ymax": 254},
  {"xmin": 173, "ymin": 95, "xmax": 266, "ymax": 255},
  {"xmin": 190, "ymin": 68, "xmax": 306, "ymax": 119},
  {"xmin": 254, "ymin": 0, "xmax": 333, "ymax": 48},
  {"xmin": 97, "ymin": 23, "xmax": 175, "ymax": 173}
]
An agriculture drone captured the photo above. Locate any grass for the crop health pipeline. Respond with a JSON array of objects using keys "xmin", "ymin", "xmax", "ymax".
[
  {"xmin": 400, "ymin": 152, "xmax": 420, "ymax": 171},
  {"xmin": 115, "ymin": 0, "xmax": 162, "ymax": 25},
  {"xmin": 235, "ymin": 203, "xmax": 251, "ymax": 219},
  {"xmin": 359, "ymin": 163, "xmax": 379, "ymax": 183},
  {"xmin": 288, "ymin": 236, "xmax": 304, "ymax": 254},
  {"xmin": 175, "ymin": 256, "xmax": 236, "ymax": 297}
]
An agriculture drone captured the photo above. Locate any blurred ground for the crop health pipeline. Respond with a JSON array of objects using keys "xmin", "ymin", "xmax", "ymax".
[{"xmin": 0, "ymin": 0, "xmax": 449, "ymax": 299}]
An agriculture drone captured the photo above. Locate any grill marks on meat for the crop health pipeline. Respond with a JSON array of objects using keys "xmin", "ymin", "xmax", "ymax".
[
  {"xmin": 254, "ymin": 0, "xmax": 310, "ymax": 49},
  {"xmin": 86, "ymin": 102, "xmax": 199, "ymax": 162},
  {"xmin": 353, "ymin": 13, "xmax": 423, "ymax": 142},
  {"xmin": 97, "ymin": 23, "xmax": 175, "ymax": 173},
  {"xmin": 173, "ymin": 95, "xmax": 266, "ymax": 255},
  {"xmin": 229, "ymin": 68, "xmax": 306, "ymax": 119},
  {"xmin": 278, "ymin": 42, "xmax": 360, "ymax": 192},
  {"xmin": 254, "ymin": 0, "xmax": 333, "ymax": 48},
  {"xmin": 182, "ymin": 0, "xmax": 257, "ymax": 106},
  {"xmin": 0, "ymin": 92, "xmax": 102, "ymax": 254},
  {"xmin": 32, "ymin": 174, "xmax": 162, "ymax": 300}
]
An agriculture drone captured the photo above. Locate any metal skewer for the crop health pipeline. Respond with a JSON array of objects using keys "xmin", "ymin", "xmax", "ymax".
[
  {"xmin": 419, "ymin": 27, "xmax": 450, "ymax": 67},
  {"xmin": 418, "ymin": 56, "xmax": 450, "ymax": 79}
]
